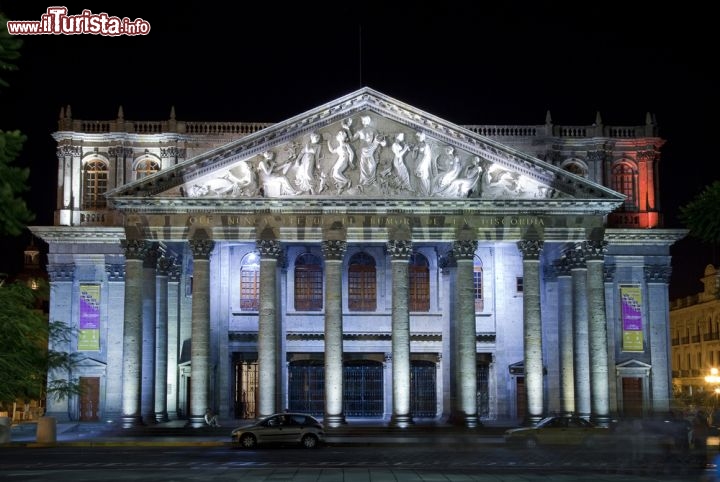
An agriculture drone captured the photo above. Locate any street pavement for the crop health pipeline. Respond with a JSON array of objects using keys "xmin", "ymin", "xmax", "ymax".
[{"xmin": 3, "ymin": 419, "xmax": 717, "ymax": 481}]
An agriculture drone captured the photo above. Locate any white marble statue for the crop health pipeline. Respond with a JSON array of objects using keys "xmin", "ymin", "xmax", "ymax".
[
  {"xmin": 436, "ymin": 155, "xmax": 482, "ymax": 198},
  {"xmin": 257, "ymin": 151, "xmax": 299, "ymax": 196},
  {"xmin": 347, "ymin": 116, "xmax": 386, "ymax": 188},
  {"xmin": 413, "ymin": 132, "xmax": 435, "ymax": 196},
  {"xmin": 390, "ymin": 132, "xmax": 411, "ymax": 191},
  {"xmin": 293, "ymin": 132, "xmax": 321, "ymax": 194},
  {"xmin": 327, "ymin": 130, "xmax": 355, "ymax": 194}
]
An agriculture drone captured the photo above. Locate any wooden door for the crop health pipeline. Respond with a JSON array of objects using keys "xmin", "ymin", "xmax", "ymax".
[{"xmin": 79, "ymin": 377, "xmax": 100, "ymax": 421}]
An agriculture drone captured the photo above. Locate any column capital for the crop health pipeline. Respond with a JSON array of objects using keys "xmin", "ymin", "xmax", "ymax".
[
  {"xmin": 144, "ymin": 243, "xmax": 160, "ymax": 268},
  {"xmin": 189, "ymin": 239, "xmax": 214, "ymax": 259},
  {"xmin": 452, "ymin": 240, "xmax": 477, "ymax": 260},
  {"xmin": 645, "ymin": 264, "xmax": 672, "ymax": 283},
  {"xmin": 582, "ymin": 240, "xmax": 608, "ymax": 260},
  {"xmin": 105, "ymin": 263, "xmax": 125, "ymax": 282},
  {"xmin": 256, "ymin": 239, "xmax": 281, "ymax": 259},
  {"xmin": 156, "ymin": 256, "xmax": 174, "ymax": 276},
  {"xmin": 387, "ymin": 240, "xmax": 412, "ymax": 260},
  {"xmin": 48, "ymin": 263, "xmax": 75, "ymax": 282},
  {"xmin": 321, "ymin": 240, "xmax": 347, "ymax": 260},
  {"xmin": 168, "ymin": 263, "xmax": 182, "ymax": 282},
  {"xmin": 121, "ymin": 239, "xmax": 149, "ymax": 260},
  {"xmin": 517, "ymin": 239, "xmax": 543, "ymax": 260},
  {"xmin": 562, "ymin": 244, "xmax": 586, "ymax": 269}
]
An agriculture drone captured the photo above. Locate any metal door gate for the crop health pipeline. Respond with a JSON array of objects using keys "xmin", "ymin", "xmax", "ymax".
[
  {"xmin": 288, "ymin": 361, "xmax": 325, "ymax": 416},
  {"xmin": 233, "ymin": 358, "xmax": 258, "ymax": 419},
  {"xmin": 411, "ymin": 361, "xmax": 437, "ymax": 418},
  {"xmin": 344, "ymin": 361, "xmax": 383, "ymax": 417}
]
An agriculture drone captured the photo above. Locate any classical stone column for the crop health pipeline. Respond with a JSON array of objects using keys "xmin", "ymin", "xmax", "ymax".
[
  {"xmin": 188, "ymin": 239, "xmax": 214, "ymax": 428},
  {"xmin": 154, "ymin": 255, "xmax": 172, "ymax": 422},
  {"xmin": 166, "ymin": 263, "xmax": 181, "ymax": 420},
  {"xmin": 388, "ymin": 239, "xmax": 413, "ymax": 427},
  {"xmin": 322, "ymin": 240, "xmax": 347, "ymax": 427},
  {"xmin": 453, "ymin": 240, "xmax": 479, "ymax": 428},
  {"xmin": 257, "ymin": 239, "xmax": 281, "ymax": 418},
  {"xmin": 645, "ymin": 264, "xmax": 673, "ymax": 414},
  {"xmin": 567, "ymin": 245, "xmax": 591, "ymax": 420},
  {"xmin": 585, "ymin": 241, "xmax": 610, "ymax": 425},
  {"xmin": 120, "ymin": 240, "xmax": 147, "ymax": 428},
  {"xmin": 141, "ymin": 244, "xmax": 158, "ymax": 424},
  {"xmin": 555, "ymin": 258, "xmax": 575, "ymax": 416},
  {"xmin": 517, "ymin": 239, "xmax": 544, "ymax": 424}
]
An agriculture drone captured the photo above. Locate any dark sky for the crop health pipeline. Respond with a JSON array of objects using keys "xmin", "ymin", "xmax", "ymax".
[{"xmin": 1, "ymin": 2, "xmax": 718, "ymax": 298}]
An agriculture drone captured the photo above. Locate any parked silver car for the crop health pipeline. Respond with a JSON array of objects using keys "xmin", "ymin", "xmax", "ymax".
[{"xmin": 231, "ymin": 413, "xmax": 324, "ymax": 449}]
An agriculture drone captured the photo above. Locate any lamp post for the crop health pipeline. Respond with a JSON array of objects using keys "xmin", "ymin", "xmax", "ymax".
[{"xmin": 704, "ymin": 368, "xmax": 720, "ymax": 425}]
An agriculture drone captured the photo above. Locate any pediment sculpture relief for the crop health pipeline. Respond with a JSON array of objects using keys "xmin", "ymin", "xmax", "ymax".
[{"xmin": 185, "ymin": 113, "xmax": 558, "ymax": 200}]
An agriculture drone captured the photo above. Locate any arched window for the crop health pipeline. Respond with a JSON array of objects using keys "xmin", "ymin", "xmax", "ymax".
[
  {"xmin": 612, "ymin": 162, "xmax": 637, "ymax": 211},
  {"xmin": 135, "ymin": 158, "xmax": 160, "ymax": 180},
  {"xmin": 561, "ymin": 160, "xmax": 587, "ymax": 177},
  {"xmin": 83, "ymin": 159, "xmax": 108, "ymax": 209},
  {"xmin": 294, "ymin": 253, "xmax": 323, "ymax": 311},
  {"xmin": 409, "ymin": 252, "xmax": 430, "ymax": 312},
  {"xmin": 348, "ymin": 252, "xmax": 376, "ymax": 311},
  {"xmin": 239, "ymin": 252, "xmax": 260, "ymax": 311},
  {"xmin": 474, "ymin": 255, "xmax": 483, "ymax": 312}
]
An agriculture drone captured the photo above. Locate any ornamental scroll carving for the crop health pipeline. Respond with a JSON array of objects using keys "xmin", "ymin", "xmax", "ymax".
[
  {"xmin": 517, "ymin": 240, "xmax": 543, "ymax": 260},
  {"xmin": 185, "ymin": 113, "xmax": 558, "ymax": 201},
  {"xmin": 645, "ymin": 264, "xmax": 672, "ymax": 283},
  {"xmin": 452, "ymin": 240, "xmax": 478, "ymax": 260},
  {"xmin": 256, "ymin": 239, "xmax": 282, "ymax": 259},
  {"xmin": 48, "ymin": 263, "xmax": 75, "ymax": 282},
  {"xmin": 121, "ymin": 239, "xmax": 149, "ymax": 260},
  {"xmin": 582, "ymin": 240, "xmax": 608, "ymax": 260},
  {"xmin": 387, "ymin": 240, "xmax": 412, "ymax": 259},
  {"xmin": 105, "ymin": 263, "xmax": 125, "ymax": 281},
  {"xmin": 188, "ymin": 239, "xmax": 214, "ymax": 260},
  {"xmin": 321, "ymin": 240, "xmax": 347, "ymax": 261}
]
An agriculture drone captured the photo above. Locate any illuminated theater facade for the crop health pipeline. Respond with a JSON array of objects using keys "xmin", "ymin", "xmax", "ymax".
[{"xmin": 31, "ymin": 88, "xmax": 685, "ymax": 428}]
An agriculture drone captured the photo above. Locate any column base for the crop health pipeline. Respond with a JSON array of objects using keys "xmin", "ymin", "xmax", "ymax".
[
  {"xmin": 324, "ymin": 414, "xmax": 347, "ymax": 428},
  {"xmin": 186, "ymin": 416, "xmax": 207, "ymax": 428},
  {"xmin": 155, "ymin": 411, "xmax": 169, "ymax": 423},
  {"xmin": 591, "ymin": 414, "xmax": 611, "ymax": 427},
  {"xmin": 448, "ymin": 412, "xmax": 481, "ymax": 428},
  {"xmin": 120, "ymin": 415, "xmax": 144, "ymax": 429},
  {"xmin": 389, "ymin": 414, "xmax": 414, "ymax": 428}
]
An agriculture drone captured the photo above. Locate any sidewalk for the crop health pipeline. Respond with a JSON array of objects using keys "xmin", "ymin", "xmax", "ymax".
[{"xmin": 6, "ymin": 418, "xmax": 510, "ymax": 447}]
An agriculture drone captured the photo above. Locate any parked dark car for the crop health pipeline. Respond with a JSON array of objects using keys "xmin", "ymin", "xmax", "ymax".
[
  {"xmin": 504, "ymin": 415, "xmax": 609, "ymax": 448},
  {"xmin": 231, "ymin": 413, "xmax": 324, "ymax": 449}
]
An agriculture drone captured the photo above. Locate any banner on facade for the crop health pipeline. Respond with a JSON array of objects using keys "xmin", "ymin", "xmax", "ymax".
[
  {"xmin": 79, "ymin": 284, "xmax": 100, "ymax": 351},
  {"xmin": 620, "ymin": 284, "xmax": 643, "ymax": 351}
]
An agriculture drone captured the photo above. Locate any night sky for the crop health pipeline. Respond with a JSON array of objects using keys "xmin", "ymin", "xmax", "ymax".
[{"xmin": 1, "ymin": 2, "xmax": 718, "ymax": 298}]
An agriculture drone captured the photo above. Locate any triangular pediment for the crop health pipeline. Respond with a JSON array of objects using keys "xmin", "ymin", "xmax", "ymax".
[{"xmin": 108, "ymin": 88, "xmax": 623, "ymax": 210}]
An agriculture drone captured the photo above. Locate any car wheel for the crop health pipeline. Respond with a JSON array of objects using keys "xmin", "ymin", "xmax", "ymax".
[
  {"xmin": 301, "ymin": 434, "xmax": 319, "ymax": 449},
  {"xmin": 524, "ymin": 437, "xmax": 538, "ymax": 449},
  {"xmin": 239, "ymin": 433, "xmax": 257, "ymax": 449}
]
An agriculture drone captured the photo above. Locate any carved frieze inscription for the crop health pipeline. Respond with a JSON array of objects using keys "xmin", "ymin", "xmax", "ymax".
[{"xmin": 182, "ymin": 113, "xmax": 559, "ymax": 201}]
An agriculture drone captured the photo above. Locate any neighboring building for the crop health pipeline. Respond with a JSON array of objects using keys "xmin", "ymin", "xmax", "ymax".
[
  {"xmin": 670, "ymin": 264, "xmax": 720, "ymax": 396},
  {"xmin": 30, "ymin": 88, "xmax": 686, "ymax": 428}
]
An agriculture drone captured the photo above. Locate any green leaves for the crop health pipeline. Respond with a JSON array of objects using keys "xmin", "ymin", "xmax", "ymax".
[
  {"xmin": 0, "ymin": 130, "xmax": 34, "ymax": 236},
  {"xmin": 679, "ymin": 180, "xmax": 720, "ymax": 245},
  {"xmin": 0, "ymin": 281, "xmax": 81, "ymax": 407}
]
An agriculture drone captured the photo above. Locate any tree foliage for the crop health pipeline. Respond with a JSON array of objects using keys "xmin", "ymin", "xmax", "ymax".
[
  {"xmin": 0, "ymin": 280, "xmax": 81, "ymax": 408},
  {"xmin": 0, "ymin": 11, "xmax": 35, "ymax": 235},
  {"xmin": 679, "ymin": 180, "xmax": 720, "ymax": 245}
]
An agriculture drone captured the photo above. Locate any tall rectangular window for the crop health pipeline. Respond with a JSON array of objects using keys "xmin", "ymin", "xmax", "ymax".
[
  {"xmin": 294, "ymin": 253, "xmax": 323, "ymax": 311},
  {"xmin": 348, "ymin": 252, "xmax": 376, "ymax": 311}
]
